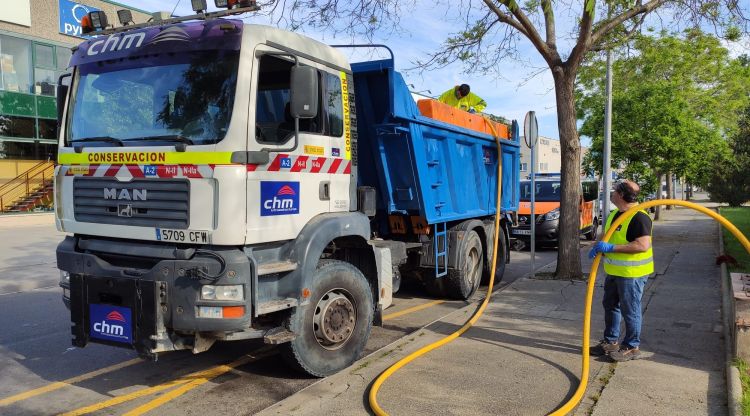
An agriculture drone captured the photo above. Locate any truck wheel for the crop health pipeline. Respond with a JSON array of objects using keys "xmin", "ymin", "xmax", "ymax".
[
  {"xmin": 585, "ymin": 218, "xmax": 599, "ymax": 241},
  {"xmin": 483, "ymin": 225, "xmax": 507, "ymax": 285},
  {"xmin": 427, "ymin": 230, "xmax": 483, "ymax": 300},
  {"xmin": 281, "ymin": 260, "xmax": 374, "ymax": 377}
]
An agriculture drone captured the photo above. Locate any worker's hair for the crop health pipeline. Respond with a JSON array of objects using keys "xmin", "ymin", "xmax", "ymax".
[
  {"xmin": 616, "ymin": 181, "xmax": 638, "ymax": 203},
  {"xmin": 458, "ymin": 84, "xmax": 471, "ymax": 97}
]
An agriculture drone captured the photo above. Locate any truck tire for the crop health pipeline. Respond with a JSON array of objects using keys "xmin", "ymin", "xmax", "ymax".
[
  {"xmin": 483, "ymin": 225, "xmax": 507, "ymax": 285},
  {"xmin": 281, "ymin": 260, "xmax": 374, "ymax": 377},
  {"xmin": 427, "ymin": 230, "xmax": 483, "ymax": 300},
  {"xmin": 585, "ymin": 218, "xmax": 599, "ymax": 241}
]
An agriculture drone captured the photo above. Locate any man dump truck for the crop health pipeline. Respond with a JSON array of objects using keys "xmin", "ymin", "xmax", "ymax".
[{"xmin": 54, "ymin": 2, "xmax": 520, "ymax": 376}]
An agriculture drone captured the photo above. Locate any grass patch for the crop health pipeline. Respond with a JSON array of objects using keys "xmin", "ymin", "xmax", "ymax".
[
  {"xmin": 734, "ymin": 358, "xmax": 750, "ymax": 415},
  {"xmin": 719, "ymin": 207, "xmax": 750, "ymax": 273}
]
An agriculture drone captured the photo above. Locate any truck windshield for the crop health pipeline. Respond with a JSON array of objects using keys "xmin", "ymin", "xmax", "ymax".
[
  {"xmin": 520, "ymin": 181, "xmax": 561, "ymax": 202},
  {"xmin": 66, "ymin": 50, "xmax": 239, "ymax": 147}
]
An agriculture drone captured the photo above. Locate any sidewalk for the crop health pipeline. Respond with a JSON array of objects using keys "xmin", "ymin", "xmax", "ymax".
[{"xmin": 260, "ymin": 200, "xmax": 728, "ymax": 415}]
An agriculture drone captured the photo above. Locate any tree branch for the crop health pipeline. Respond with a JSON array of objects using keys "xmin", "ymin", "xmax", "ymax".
[
  {"xmin": 590, "ymin": 13, "xmax": 648, "ymax": 52},
  {"xmin": 541, "ymin": 0, "xmax": 556, "ymax": 49},
  {"xmin": 567, "ymin": 0, "xmax": 596, "ymax": 70},
  {"xmin": 481, "ymin": 0, "xmax": 529, "ymax": 38},
  {"xmin": 591, "ymin": 0, "xmax": 670, "ymax": 47},
  {"xmin": 484, "ymin": 0, "xmax": 559, "ymax": 65}
]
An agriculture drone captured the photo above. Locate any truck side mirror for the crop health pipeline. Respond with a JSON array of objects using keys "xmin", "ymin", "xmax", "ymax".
[{"xmin": 290, "ymin": 66, "xmax": 318, "ymax": 119}]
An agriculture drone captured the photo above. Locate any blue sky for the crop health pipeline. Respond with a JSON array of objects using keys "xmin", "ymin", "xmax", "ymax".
[{"xmin": 118, "ymin": 0, "xmax": 749, "ymax": 145}]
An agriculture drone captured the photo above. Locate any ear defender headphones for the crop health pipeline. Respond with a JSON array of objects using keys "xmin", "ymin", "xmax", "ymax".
[{"xmin": 616, "ymin": 182, "xmax": 638, "ymax": 203}]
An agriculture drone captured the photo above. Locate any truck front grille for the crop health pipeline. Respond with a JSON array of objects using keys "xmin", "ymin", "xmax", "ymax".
[{"xmin": 73, "ymin": 178, "xmax": 190, "ymax": 229}]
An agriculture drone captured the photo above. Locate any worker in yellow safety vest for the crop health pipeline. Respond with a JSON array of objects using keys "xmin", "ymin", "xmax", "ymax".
[
  {"xmin": 588, "ymin": 179, "xmax": 654, "ymax": 362},
  {"xmin": 437, "ymin": 84, "xmax": 487, "ymax": 113}
]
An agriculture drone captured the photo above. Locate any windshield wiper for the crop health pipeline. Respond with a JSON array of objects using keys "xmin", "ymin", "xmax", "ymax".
[
  {"xmin": 128, "ymin": 135, "xmax": 195, "ymax": 152},
  {"xmin": 71, "ymin": 136, "xmax": 125, "ymax": 153}
]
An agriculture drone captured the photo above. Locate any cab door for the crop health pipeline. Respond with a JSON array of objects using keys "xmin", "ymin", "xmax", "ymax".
[{"xmin": 245, "ymin": 49, "xmax": 331, "ymax": 244}]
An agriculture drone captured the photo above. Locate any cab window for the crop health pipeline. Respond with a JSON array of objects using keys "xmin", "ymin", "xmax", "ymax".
[{"xmin": 254, "ymin": 55, "xmax": 345, "ymax": 144}]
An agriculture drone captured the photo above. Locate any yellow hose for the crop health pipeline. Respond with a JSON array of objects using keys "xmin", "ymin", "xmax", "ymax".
[
  {"xmin": 368, "ymin": 119, "xmax": 505, "ymax": 416},
  {"xmin": 548, "ymin": 199, "xmax": 750, "ymax": 415},
  {"xmin": 370, "ymin": 186, "xmax": 750, "ymax": 415}
]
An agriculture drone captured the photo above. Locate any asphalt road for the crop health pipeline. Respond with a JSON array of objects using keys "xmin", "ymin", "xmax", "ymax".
[{"xmin": 0, "ymin": 214, "xmax": 565, "ymax": 415}]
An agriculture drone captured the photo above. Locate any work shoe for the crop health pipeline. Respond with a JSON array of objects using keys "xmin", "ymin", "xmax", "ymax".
[
  {"xmin": 609, "ymin": 346, "xmax": 642, "ymax": 362},
  {"xmin": 590, "ymin": 339, "xmax": 619, "ymax": 356}
]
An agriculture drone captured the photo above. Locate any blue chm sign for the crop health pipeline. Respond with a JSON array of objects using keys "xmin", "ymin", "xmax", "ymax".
[{"xmin": 59, "ymin": 0, "xmax": 100, "ymax": 39}]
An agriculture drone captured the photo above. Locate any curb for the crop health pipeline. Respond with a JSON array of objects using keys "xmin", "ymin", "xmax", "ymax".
[{"xmin": 718, "ymin": 210, "xmax": 744, "ymax": 416}]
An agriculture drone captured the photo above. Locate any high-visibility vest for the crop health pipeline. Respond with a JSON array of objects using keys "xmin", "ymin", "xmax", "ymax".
[
  {"xmin": 437, "ymin": 88, "xmax": 487, "ymax": 113},
  {"xmin": 603, "ymin": 209, "xmax": 654, "ymax": 278}
]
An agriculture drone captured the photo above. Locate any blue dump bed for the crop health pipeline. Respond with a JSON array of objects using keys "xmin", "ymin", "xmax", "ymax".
[{"xmin": 352, "ymin": 59, "xmax": 520, "ymax": 226}]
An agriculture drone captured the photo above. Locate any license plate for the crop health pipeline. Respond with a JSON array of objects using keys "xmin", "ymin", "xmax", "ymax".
[
  {"xmin": 156, "ymin": 228, "xmax": 209, "ymax": 243},
  {"xmin": 513, "ymin": 229, "xmax": 532, "ymax": 235},
  {"xmin": 198, "ymin": 306, "xmax": 223, "ymax": 319},
  {"xmin": 89, "ymin": 304, "xmax": 132, "ymax": 344}
]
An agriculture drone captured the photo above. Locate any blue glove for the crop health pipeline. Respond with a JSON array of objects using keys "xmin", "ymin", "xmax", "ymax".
[{"xmin": 588, "ymin": 241, "xmax": 615, "ymax": 259}]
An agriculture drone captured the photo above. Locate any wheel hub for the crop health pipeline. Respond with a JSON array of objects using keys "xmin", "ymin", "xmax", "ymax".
[{"xmin": 313, "ymin": 290, "xmax": 356, "ymax": 350}]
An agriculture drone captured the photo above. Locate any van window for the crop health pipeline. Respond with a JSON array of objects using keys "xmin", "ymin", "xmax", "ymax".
[
  {"xmin": 582, "ymin": 181, "xmax": 599, "ymax": 202},
  {"xmin": 520, "ymin": 180, "xmax": 561, "ymax": 202}
]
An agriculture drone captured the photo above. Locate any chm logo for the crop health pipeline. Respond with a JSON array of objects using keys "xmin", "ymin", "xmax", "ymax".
[
  {"xmin": 106, "ymin": 311, "xmax": 126, "ymax": 322},
  {"xmin": 277, "ymin": 185, "xmax": 296, "ymax": 196},
  {"xmin": 261, "ymin": 182, "xmax": 300, "ymax": 216},
  {"xmin": 145, "ymin": 26, "xmax": 191, "ymax": 45},
  {"xmin": 90, "ymin": 304, "xmax": 132, "ymax": 343}
]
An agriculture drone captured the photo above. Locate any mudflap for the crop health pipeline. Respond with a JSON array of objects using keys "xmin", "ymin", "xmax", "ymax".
[{"xmin": 70, "ymin": 274, "xmax": 163, "ymax": 359}]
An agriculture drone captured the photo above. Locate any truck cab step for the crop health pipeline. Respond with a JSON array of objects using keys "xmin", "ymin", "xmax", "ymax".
[
  {"xmin": 257, "ymin": 261, "xmax": 298, "ymax": 276},
  {"xmin": 256, "ymin": 297, "xmax": 298, "ymax": 315},
  {"xmin": 263, "ymin": 327, "xmax": 296, "ymax": 345}
]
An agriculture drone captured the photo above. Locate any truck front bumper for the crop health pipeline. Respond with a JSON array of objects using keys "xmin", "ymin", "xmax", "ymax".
[{"xmin": 56, "ymin": 236, "xmax": 252, "ymax": 358}]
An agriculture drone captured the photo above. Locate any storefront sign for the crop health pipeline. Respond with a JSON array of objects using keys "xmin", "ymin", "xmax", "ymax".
[{"xmin": 59, "ymin": 0, "xmax": 100, "ymax": 38}]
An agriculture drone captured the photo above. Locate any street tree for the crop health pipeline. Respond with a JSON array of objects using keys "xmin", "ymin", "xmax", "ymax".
[
  {"xmin": 270, "ymin": 0, "xmax": 749, "ymax": 279},
  {"xmin": 578, "ymin": 31, "xmax": 749, "ymax": 219},
  {"xmin": 706, "ymin": 104, "xmax": 750, "ymax": 206}
]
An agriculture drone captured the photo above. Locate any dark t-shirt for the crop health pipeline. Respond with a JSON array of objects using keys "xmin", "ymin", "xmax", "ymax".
[{"xmin": 611, "ymin": 211, "xmax": 652, "ymax": 242}]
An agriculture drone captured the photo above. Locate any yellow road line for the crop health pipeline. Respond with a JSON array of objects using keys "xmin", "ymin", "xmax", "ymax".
[
  {"xmin": 58, "ymin": 379, "xmax": 190, "ymax": 416},
  {"xmin": 122, "ymin": 350, "xmax": 277, "ymax": 416},
  {"xmin": 0, "ymin": 358, "xmax": 142, "ymax": 407},
  {"xmin": 59, "ymin": 349, "xmax": 275, "ymax": 416},
  {"xmin": 383, "ymin": 299, "xmax": 446, "ymax": 321},
  {"xmin": 11, "ymin": 299, "xmax": 444, "ymax": 414}
]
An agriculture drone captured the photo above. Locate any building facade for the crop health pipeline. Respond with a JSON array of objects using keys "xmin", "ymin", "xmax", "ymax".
[
  {"xmin": 519, "ymin": 135, "xmax": 561, "ymax": 176},
  {"xmin": 0, "ymin": 0, "xmax": 150, "ymax": 180}
]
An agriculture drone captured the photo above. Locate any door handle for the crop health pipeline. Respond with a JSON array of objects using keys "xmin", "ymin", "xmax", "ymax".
[{"xmin": 320, "ymin": 181, "xmax": 330, "ymax": 200}]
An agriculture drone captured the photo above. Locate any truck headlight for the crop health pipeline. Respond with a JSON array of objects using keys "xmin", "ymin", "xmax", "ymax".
[
  {"xmin": 201, "ymin": 285, "xmax": 244, "ymax": 301},
  {"xmin": 60, "ymin": 270, "xmax": 70, "ymax": 285}
]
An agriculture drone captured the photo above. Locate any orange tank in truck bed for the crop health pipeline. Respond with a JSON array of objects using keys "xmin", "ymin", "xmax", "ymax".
[{"xmin": 417, "ymin": 99, "xmax": 509, "ymax": 139}]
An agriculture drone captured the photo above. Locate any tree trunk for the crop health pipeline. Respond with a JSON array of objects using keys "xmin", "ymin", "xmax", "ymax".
[
  {"xmin": 552, "ymin": 69, "xmax": 583, "ymax": 279},
  {"xmin": 654, "ymin": 172, "xmax": 662, "ymax": 221},
  {"xmin": 665, "ymin": 171, "xmax": 673, "ymax": 209}
]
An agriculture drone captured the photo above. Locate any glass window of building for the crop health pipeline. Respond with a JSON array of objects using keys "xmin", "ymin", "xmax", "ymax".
[
  {"xmin": 0, "ymin": 35, "xmax": 33, "ymax": 93},
  {"xmin": 56, "ymin": 47, "xmax": 71, "ymax": 71},
  {"xmin": 34, "ymin": 44, "xmax": 55, "ymax": 69}
]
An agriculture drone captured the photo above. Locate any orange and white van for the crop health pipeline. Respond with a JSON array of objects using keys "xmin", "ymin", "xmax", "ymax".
[{"xmin": 511, "ymin": 174, "xmax": 600, "ymax": 246}]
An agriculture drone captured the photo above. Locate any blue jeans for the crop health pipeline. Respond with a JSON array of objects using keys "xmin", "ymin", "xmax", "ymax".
[{"xmin": 602, "ymin": 274, "xmax": 649, "ymax": 349}]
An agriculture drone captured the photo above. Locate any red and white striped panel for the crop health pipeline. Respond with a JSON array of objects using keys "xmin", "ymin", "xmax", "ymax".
[
  {"xmin": 247, "ymin": 154, "xmax": 351, "ymax": 174},
  {"xmin": 63, "ymin": 164, "xmax": 215, "ymax": 179}
]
